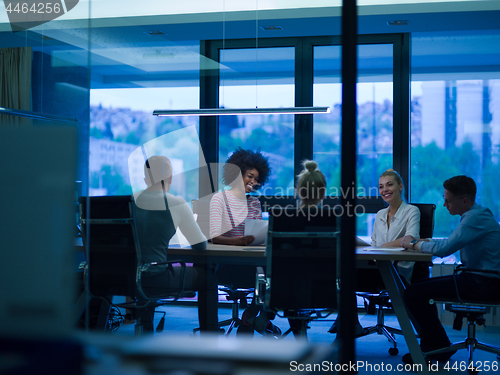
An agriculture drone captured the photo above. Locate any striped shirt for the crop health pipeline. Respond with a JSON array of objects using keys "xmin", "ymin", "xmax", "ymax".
[{"xmin": 209, "ymin": 191, "xmax": 262, "ymax": 238}]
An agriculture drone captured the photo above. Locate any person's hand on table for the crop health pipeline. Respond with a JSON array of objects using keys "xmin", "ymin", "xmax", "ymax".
[
  {"xmin": 211, "ymin": 235, "xmax": 256, "ymax": 246},
  {"xmin": 233, "ymin": 235, "xmax": 255, "ymax": 246},
  {"xmin": 400, "ymin": 235, "xmax": 416, "ymax": 249}
]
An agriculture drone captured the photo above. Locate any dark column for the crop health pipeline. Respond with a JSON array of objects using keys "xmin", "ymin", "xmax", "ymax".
[{"xmin": 338, "ymin": 0, "xmax": 357, "ymax": 372}]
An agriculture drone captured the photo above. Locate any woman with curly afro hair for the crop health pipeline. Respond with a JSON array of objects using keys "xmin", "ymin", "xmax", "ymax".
[{"xmin": 209, "ymin": 147, "xmax": 271, "ymax": 246}]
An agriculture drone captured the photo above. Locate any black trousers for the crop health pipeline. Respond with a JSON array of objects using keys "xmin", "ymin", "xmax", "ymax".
[
  {"xmin": 404, "ymin": 272, "xmax": 500, "ymax": 351},
  {"xmin": 141, "ymin": 265, "xmax": 210, "ymax": 330}
]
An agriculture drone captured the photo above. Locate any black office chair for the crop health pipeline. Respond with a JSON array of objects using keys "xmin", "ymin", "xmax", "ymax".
[
  {"xmin": 424, "ymin": 266, "xmax": 500, "ymax": 374},
  {"xmin": 79, "ymin": 195, "xmax": 195, "ymax": 335},
  {"xmin": 357, "ymin": 203, "xmax": 436, "ymax": 355},
  {"xmin": 255, "ymin": 206, "xmax": 340, "ymax": 340}
]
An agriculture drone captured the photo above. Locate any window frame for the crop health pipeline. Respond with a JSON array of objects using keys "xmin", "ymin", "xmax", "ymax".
[{"xmin": 199, "ymin": 33, "xmax": 410, "ymax": 213}]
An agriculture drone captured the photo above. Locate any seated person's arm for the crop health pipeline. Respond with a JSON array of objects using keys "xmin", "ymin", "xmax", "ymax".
[
  {"xmin": 212, "ymin": 234, "xmax": 255, "ymax": 246},
  {"xmin": 209, "ymin": 194, "xmax": 255, "ymax": 246},
  {"xmin": 383, "ymin": 238, "xmax": 406, "ymax": 248},
  {"xmin": 421, "ymin": 220, "xmax": 482, "ymax": 257}
]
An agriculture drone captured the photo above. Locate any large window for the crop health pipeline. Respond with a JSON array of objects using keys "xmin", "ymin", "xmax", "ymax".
[
  {"xmin": 88, "ymin": 40, "xmax": 202, "ymax": 202},
  {"xmin": 410, "ymin": 31, "xmax": 500, "ymax": 237},
  {"xmin": 313, "ymin": 43, "xmax": 394, "ymax": 196},
  {"xmin": 89, "ymin": 33, "xmax": 410, "ymax": 227},
  {"xmin": 89, "ymin": 87, "xmax": 201, "ymax": 202},
  {"xmin": 218, "ymin": 47, "xmax": 295, "ymax": 196},
  {"xmin": 313, "ymin": 41, "xmax": 397, "ymax": 240}
]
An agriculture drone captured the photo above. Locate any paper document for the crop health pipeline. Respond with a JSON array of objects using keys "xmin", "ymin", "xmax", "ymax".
[
  {"xmin": 363, "ymin": 246, "xmax": 405, "ymax": 252},
  {"xmin": 244, "ymin": 219, "xmax": 268, "ymax": 246},
  {"xmin": 356, "ymin": 237, "xmax": 370, "ymax": 246}
]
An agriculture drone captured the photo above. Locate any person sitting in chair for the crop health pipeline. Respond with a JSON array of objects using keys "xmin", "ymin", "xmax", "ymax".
[
  {"xmin": 288, "ymin": 159, "xmax": 328, "ymax": 337},
  {"xmin": 133, "ymin": 156, "xmax": 208, "ymax": 327},
  {"xmin": 209, "ymin": 147, "xmax": 271, "ymax": 246},
  {"xmin": 208, "ymin": 148, "xmax": 279, "ymax": 336},
  {"xmin": 330, "ymin": 169, "xmax": 423, "ymax": 336},
  {"xmin": 400, "ymin": 175, "xmax": 500, "ymax": 365}
]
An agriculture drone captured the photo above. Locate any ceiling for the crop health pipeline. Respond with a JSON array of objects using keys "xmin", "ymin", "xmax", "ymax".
[{"xmin": 1, "ymin": 0, "xmax": 499, "ymax": 89}]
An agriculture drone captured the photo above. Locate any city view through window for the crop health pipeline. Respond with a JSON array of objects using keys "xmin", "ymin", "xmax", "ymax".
[{"xmin": 90, "ymin": 78, "xmax": 500, "ymax": 239}]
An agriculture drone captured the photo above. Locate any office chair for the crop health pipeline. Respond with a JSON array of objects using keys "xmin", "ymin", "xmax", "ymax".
[
  {"xmin": 424, "ymin": 266, "xmax": 500, "ymax": 374},
  {"xmin": 255, "ymin": 206, "xmax": 340, "ymax": 341},
  {"xmin": 192, "ymin": 285, "xmax": 254, "ymax": 336},
  {"xmin": 79, "ymin": 195, "xmax": 195, "ymax": 335},
  {"xmin": 357, "ymin": 203, "xmax": 436, "ymax": 355}
]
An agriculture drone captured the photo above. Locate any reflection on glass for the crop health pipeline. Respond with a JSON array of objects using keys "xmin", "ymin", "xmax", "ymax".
[
  {"xmin": 356, "ymin": 213, "xmax": 377, "ymax": 243},
  {"xmin": 89, "ymin": 87, "xmax": 200, "ymax": 201},
  {"xmin": 128, "ymin": 126, "xmax": 204, "ymax": 203}
]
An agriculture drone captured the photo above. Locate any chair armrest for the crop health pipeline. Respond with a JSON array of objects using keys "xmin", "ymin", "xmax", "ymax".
[
  {"xmin": 140, "ymin": 260, "xmax": 187, "ymax": 272},
  {"xmin": 429, "ymin": 265, "xmax": 500, "ymax": 305},
  {"xmin": 137, "ymin": 260, "xmax": 188, "ymax": 302},
  {"xmin": 454, "ymin": 265, "xmax": 500, "ymax": 276}
]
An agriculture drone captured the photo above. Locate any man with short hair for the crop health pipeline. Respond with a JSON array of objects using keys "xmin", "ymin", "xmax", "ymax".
[{"xmin": 401, "ymin": 175, "xmax": 500, "ymax": 364}]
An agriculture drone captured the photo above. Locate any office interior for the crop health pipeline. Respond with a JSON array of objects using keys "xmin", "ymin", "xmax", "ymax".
[{"xmin": 1, "ymin": 0, "xmax": 500, "ymax": 373}]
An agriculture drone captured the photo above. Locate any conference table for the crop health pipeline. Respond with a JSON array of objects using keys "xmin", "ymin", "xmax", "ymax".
[{"xmin": 169, "ymin": 243, "xmax": 433, "ymax": 375}]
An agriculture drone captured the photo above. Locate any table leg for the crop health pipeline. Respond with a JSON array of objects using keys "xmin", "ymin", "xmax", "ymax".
[
  {"xmin": 377, "ymin": 260, "xmax": 429, "ymax": 375},
  {"xmin": 196, "ymin": 262, "xmax": 219, "ymax": 333}
]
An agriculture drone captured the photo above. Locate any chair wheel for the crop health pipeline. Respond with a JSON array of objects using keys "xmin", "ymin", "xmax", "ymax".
[{"xmin": 389, "ymin": 347, "xmax": 399, "ymax": 356}]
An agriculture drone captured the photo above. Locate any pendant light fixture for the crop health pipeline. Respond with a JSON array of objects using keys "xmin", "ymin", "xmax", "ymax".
[
  {"xmin": 0, "ymin": 106, "xmax": 78, "ymax": 122},
  {"xmin": 153, "ymin": 107, "xmax": 330, "ymax": 116},
  {"xmin": 153, "ymin": 1, "xmax": 329, "ymax": 117}
]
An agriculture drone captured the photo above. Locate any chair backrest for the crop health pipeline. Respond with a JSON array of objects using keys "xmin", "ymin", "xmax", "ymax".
[
  {"xmin": 79, "ymin": 195, "xmax": 140, "ymax": 299},
  {"xmin": 264, "ymin": 207, "xmax": 340, "ymax": 312},
  {"xmin": 411, "ymin": 203, "xmax": 437, "ymax": 239}
]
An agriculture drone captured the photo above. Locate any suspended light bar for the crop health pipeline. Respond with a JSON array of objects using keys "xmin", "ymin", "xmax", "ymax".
[
  {"xmin": 0, "ymin": 107, "xmax": 78, "ymax": 123},
  {"xmin": 153, "ymin": 106, "xmax": 330, "ymax": 117}
]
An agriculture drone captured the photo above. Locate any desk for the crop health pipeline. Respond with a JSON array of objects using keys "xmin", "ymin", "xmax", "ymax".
[
  {"xmin": 170, "ymin": 244, "xmax": 433, "ymax": 374},
  {"xmin": 168, "ymin": 244, "xmax": 267, "ymax": 334},
  {"xmin": 357, "ymin": 248, "xmax": 432, "ymax": 374}
]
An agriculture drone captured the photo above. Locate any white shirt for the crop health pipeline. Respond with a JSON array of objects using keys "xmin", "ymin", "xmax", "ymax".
[{"xmin": 371, "ymin": 201, "xmax": 421, "ymax": 283}]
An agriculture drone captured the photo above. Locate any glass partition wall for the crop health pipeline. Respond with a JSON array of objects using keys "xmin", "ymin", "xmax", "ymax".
[
  {"xmin": 2, "ymin": 0, "xmax": 499, "ymax": 340},
  {"xmin": 0, "ymin": 3, "xmax": 91, "ymax": 338}
]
